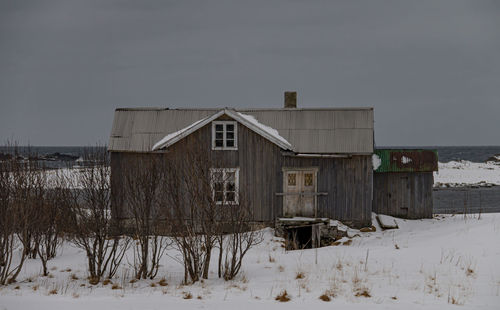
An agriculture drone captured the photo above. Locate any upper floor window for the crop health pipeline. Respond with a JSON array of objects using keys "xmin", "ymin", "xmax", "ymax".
[{"xmin": 212, "ymin": 121, "xmax": 237, "ymax": 150}]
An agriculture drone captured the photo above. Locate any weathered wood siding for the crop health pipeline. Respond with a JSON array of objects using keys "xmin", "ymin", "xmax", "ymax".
[
  {"xmin": 372, "ymin": 172, "xmax": 433, "ymax": 219},
  {"xmin": 281, "ymin": 156, "xmax": 372, "ymax": 228},
  {"xmin": 111, "ymin": 117, "xmax": 373, "ymax": 228}
]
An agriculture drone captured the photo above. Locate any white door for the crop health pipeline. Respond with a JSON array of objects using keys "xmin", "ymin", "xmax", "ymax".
[{"xmin": 283, "ymin": 170, "xmax": 316, "ymax": 217}]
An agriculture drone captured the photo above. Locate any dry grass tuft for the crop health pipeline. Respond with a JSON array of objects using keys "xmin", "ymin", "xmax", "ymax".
[
  {"xmin": 394, "ymin": 244, "xmax": 400, "ymax": 250},
  {"xmin": 197, "ymin": 295, "xmax": 202, "ymax": 300},
  {"xmin": 275, "ymin": 290, "xmax": 291, "ymax": 302},
  {"xmin": 296, "ymin": 271, "xmax": 305, "ymax": 279},
  {"xmin": 466, "ymin": 267, "xmax": 475, "ymax": 277},
  {"xmin": 14, "ymin": 285, "xmax": 20, "ymax": 290},
  {"xmin": 360, "ymin": 226, "xmax": 376, "ymax": 232},
  {"xmin": 32, "ymin": 285, "xmax": 39, "ymax": 291},
  {"xmin": 111, "ymin": 284, "xmax": 122, "ymax": 290},
  {"xmin": 150, "ymin": 283, "xmax": 156, "ymax": 287},
  {"xmin": 158, "ymin": 278, "xmax": 168, "ymax": 286},
  {"xmin": 343, "ymin": 239, "xmax": 352, "ymax": 246},
  {"xmin": 183, "ymin": 292, "xmax": 193, "ymax": 299},
  {"xmin": 268, "ymin": 255, "xmax": 275, "ymax": 263},
  {"xmin": 70, "ymin": 274, "xmax": 79, "ymax": 280},
  {"xmin": 391, "ymin": 296, "xmax": 398, "ymax": 300},
  {"xmin": 102, "ymin": 279, "xmax": 112, "ymax": 285},
  {"xmin": 49, "ymin": 289, "xmax": 58, "ymax": 295},
  {"xmin": 331, "ymin": 241, "xmax": 341, "ymax": 246},
  {"xmin": 319, "ymin": 294, "xmax": 331, "ymax": 302},
  {"xmin": 354, "ymin": 288, "xmax": 371, "ymax": 298},
  {"xmin": 88, "ymin": 277, "xmax": 99, "ymax": 285},
  {"xmin": 129, "ymin": 278, "xmax": 138, "ymax": 284},
  {"xmin": 278, "ymin": 265, "xmax": 285, "ymax": 272}
]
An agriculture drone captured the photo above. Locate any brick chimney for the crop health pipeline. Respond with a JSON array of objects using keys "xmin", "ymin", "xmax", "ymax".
[{"xmin": 284, "ymin": 91, "xmax": 297, "ymax": 108}]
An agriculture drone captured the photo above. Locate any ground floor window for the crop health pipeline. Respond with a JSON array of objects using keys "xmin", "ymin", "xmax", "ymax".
[{"xmin": 210, "ymin": 168, "xmax": 239, "ymax": 204}]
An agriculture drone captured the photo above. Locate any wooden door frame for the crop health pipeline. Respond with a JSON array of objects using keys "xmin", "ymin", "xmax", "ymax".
[{"xmin": 282, "ymin": 167, "xmax": 319, "ymax": 217}]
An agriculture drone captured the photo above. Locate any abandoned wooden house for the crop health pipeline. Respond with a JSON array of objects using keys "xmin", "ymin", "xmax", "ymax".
[{"xmin": 108, "ymin": 92, "xmax": 375, "ymax": 241}]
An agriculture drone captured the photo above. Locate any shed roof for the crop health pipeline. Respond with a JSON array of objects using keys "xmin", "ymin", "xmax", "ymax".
[
  {"xmin": 108, "ymin": 107, "xmax": 374, "ymax": 154},
  {"xmin": 373, "ymin": 149, "xmax": 438, "ymax": 173}
]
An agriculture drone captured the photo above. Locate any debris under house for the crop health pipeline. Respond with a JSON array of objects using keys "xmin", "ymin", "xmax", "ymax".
[{"xmin": 275, "ymin": 217, "xmax": 356, "ymax": 250}]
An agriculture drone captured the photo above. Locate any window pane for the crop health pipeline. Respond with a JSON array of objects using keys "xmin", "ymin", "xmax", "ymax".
[
  {"xmin": 216, "ymin": 132, "xmax": 223, "ymax": 139},
  {"xmin": 226, "ymin": 172, "xmax": 235, "ymax": 182},
  {"xmin": 214, "ymin": 182, "xmax": 224, "ymax": 192},
  {"xmin": 226, "ymin": 140, "xmax": 234, "ymax": 147},
  {"xmin": 215, "ymin": 139, "xmax": 223, "ymax": 147},
  {"xmin": 287, "ymin": 173, "xmax": 296, "ymax": 186},
  {"xmin": 304, "ymin": 173, "xmax": 313, "ymax": 186},
  {"xmin": 226, "ymin": 132, "xmax": 234, "ymax": 139},
  {"xmin": 226, "ymin": 192, "xmax": 235, "ymax": 202},
  {"xmin": 215, "ymin": 124, "xmax": 223, "ymax": 131},
  {"xmin": 226, "ymin": 182, "xmax": 235, "ymax": 192},
  {"xmin": 215, "ymin": 191, "xmax": 224, "ymax": 202},
  {"xmin": 226, "ymin": 124, "xmax": 234, "ymax": 132}
]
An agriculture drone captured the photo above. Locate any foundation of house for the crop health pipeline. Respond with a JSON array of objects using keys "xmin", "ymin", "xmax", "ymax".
[{"xmin": 275, "ymin": 217, "xmax": 354, "ymax": 250}]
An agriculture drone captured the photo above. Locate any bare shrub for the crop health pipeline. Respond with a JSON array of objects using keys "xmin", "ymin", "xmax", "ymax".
[
  {"xmin": 217, "ymin": 195, "xmax": 263, "ymax": 281},
  {"xmin": 163, "ymin": 144, "xmax": 219, "ymax": 283},
  {"xmin": 0, "ymin": 144, "xmax": 40, "ymax": 284},
  {"xmin": 65, "ymin": 146, "xmax": 129, "ymax": 283},
  {"xmin": 121, "ymin": 154, "xmax": 170, "ymax": 280}
]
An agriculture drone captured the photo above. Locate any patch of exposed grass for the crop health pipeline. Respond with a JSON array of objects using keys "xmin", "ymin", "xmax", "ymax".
[
  {"xmin": 158, "ymin": 278, "xmax": 168, "ymax": 286},
  {"xmin": 319, "ymin": 294, "xmax": 331, "ymax": 302},
  {"xmin": 275, "ymin": 290, "xmax": 291, "ymax": 302},
  {"xmin": 343, "ymin": 239, "xmax": 352, "ymax": 246}
]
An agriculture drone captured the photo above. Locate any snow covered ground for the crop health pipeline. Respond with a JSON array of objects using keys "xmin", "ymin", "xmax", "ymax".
[
  {"xmin": 1, "ymin": 213, "xmax": 500, "ymax": 309},
  {"xmin": 434, "ymin": 160, "xmax": 500, "ymax": 187}
]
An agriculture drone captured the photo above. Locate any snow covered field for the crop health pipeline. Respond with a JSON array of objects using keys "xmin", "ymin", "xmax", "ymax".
[
  {"xmin": 434, "ymin": 161, "xmax": 500, "ymax": 187},
  {"xmin": 1, "ymin": 213, "xmax": 499, "ymax": 309}
]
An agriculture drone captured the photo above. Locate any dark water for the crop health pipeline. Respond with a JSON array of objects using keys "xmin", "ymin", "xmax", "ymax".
[
  {"xmin": 378, "ymin": 146, "xmax": 500, "ymax": 163},
  {"xmin": 0, "ymin": 146, "xmax": 106, "ymax": 168},
  {"xmin": 433, "ymin": 187, "xmax": 500, "ymax": 214}
]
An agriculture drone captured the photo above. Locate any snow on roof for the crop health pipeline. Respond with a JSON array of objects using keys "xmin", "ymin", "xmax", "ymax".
[
  {"xmin": 234, "ymin": 111, "xmax": 292, "ymax": 150},
  {"xmin": 151, "ymin": 117, "xmax": 207, "ymax": 151},
  {"xmin": 152, "ymin": 109, "xmax": 293, "ymax": 151}
]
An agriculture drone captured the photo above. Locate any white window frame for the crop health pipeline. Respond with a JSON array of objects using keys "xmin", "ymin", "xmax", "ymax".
[
  {"xmin": 212, "ymin": 121, "xmax": 238, "ymax": 150},
  {"xmin": 210, "ymin": 168, "xmax": 239, "ymax": 205}
]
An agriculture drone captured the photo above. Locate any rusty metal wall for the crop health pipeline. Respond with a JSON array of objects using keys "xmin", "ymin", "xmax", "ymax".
[{"xmin": 374, "ymin": 149, "xmax": 438, "ymax": 173}]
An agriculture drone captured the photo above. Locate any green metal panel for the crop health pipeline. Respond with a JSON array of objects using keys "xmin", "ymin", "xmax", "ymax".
[{"xmin": 374, "ymin": 149, "xmax": 438, "ymax": 173}]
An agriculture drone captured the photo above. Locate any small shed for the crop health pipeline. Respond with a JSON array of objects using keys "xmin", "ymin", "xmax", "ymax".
[{"xmin": 372, "ymin": 149, "xmax": 438, "ymax": 219}]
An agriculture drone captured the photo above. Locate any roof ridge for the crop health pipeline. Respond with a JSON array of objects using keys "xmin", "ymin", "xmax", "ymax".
[{"xmin": 115, "ymin": 107, "xmax": 374, "ymax": 112}]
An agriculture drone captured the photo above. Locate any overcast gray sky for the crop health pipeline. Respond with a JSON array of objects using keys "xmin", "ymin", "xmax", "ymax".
[{"xmin": 1, "ymin": 0, "xmax": 499, "ymax": 146}]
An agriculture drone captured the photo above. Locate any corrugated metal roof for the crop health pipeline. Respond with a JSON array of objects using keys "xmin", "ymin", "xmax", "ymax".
[
  {"xmin": 374, "ymin": 149, "xmax": 438, "ymax": 173},
  {"xmin": 109, "ymin": 108, "xmax": 374, "ymax": 154}
]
